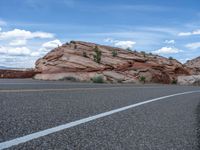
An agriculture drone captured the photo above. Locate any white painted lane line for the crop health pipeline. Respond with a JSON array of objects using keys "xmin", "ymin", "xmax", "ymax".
[{"xmin": 1, "ymin": 90, "xmax": 200, "ymax": 149}]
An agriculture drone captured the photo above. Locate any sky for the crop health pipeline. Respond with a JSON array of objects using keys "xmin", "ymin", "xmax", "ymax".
[{"xmin": 0, "ymin": 0, "xmax": 200, "ymax": 68}]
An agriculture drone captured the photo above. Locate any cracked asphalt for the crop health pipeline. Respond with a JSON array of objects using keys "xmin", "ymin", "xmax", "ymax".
[{"xmin": 0, "ymin": 79, "xmax": 200, "ymax": 150}]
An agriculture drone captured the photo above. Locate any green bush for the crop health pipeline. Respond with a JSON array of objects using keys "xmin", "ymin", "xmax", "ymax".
[
  {"xmin": 112, "ymin": 50, "xmax": 118, "ymax": 57},
  {"xmin": 169, "ymin": 56, "xmax": 173, "ymax": 60},
  {"xmin": 91, "ymin": 76, "xmax": 104, "ymax": 83},
  {"xmin": 140, "ymin": 76, "xmax": 146, "ymax": 83},
  {"xmin": 117, "ymin": 79, "xmax": 123, "ymax": 83},
  {"xmin": 93, "ymin": 46, "xmax": 102, "ymax": 63},
  {"xmin": 171, "ymin": 79, "xmax": 177, "ymax": 84},
  {"xmin": 126, "ymin": 48, "xmax": 132, "ymax": 51}
]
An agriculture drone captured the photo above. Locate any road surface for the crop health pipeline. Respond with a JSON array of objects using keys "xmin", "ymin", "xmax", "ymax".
[{"xmin": 0, "ymin": 79, "xmax": 200, "ymax": 150}]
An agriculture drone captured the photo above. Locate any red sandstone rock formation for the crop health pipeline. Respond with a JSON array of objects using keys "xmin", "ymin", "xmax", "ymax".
[
  {"xmin": 0, "ymin": 69, "xmax": 38, "ymax": 78},
  {"xmin": 35, "ymin": 41, "xmax": 190, "ymax": 83},
  {"xmin": 185, "ymin": 56, "xmax": 200, "ymax": 75}
]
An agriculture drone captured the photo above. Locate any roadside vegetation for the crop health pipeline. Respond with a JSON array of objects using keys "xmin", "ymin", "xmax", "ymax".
[
  {"xmin": 171, "ymin": 79, "xmax": 177, "ymax": 84},
  {"xmin": 140, "ymin": 76, "xmax": 146, "ymax": 84},
  {"xmin": 91, "ymin": 75, "xmax": 104, "ymax": 83},
  {"xmin": 93, "ymin": 46, "xmax": 102, "ymax": 63}
]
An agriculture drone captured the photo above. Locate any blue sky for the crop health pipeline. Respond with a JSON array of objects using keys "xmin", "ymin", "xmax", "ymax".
[{"xmin": 0, "ymin": 0, "xmax": 200, "ymax": 68}]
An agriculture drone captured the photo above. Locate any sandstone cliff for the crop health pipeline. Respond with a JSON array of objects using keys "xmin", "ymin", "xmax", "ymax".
[
  {"xmin": 185, "ymin": 56, "xmax": 200, "ymax": 74},
  {"xmin": 34, "ymin": 41, "xmax": 190, "ymax": 83}
]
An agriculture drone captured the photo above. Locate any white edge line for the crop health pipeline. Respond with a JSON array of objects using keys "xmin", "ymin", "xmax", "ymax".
[{"xmin": 0, "ymin": 90, "xmax": 200, "ymax": 149}]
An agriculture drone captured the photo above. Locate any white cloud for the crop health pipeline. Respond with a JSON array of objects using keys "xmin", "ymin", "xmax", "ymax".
[
  {"xmin": 193, "ymin": 29, "xmax": 200, "ymax": 35},
  {"xmin": 185, "ymin": 42, "xmax": 200, "ymax": 49},
  {"xmin": 0, "ymin": 29, "xmax": 54, "ymax": 40},
  {"xmin": 178, "ymin": 32, "xmax": 191, "ymax": 36},
  {"xmin": 9, "ymin": 39, "xmax": 27, "ymax": 46},
  {"xmin": 0, "ymin": 28, "xmax": 59, "ymax": 68},
  {"xmin": 164, "ymin": 40, "xmax": 175, "ymax": 44},
  {"xmin": 179, "ymin": 58, "xmax": 191, "ymax": 64},
  {"xmin": 0, "ymin": 46, "xmax": 41, "ymax": 57},
  {"xmin": 0, "ymin": 27, "xmax": 2, "ymax": 32},
  {"xmin": 178, "ymin": 29, "xmax": 200, "ymax": 36},
  {"xmin": 104, "ymin": 38, "xmax": 115, "ymax": 43},
  {"xmin": 104, "ymin": 38, "xmax": 136, "ymax": 49},
  {"xmin": 0, "ymin": 46, "xmax": 31, "ymax": 56},
  {"xmin": 0, "ymin": 19, "xmax": 7, "ymax": 26},
  {"xmin": 114, "ymin": 41, "xmax": 136, "ymax": 49},
  {"xmin": 30, "ymin": 52, "xmax": 40, "ymax": 57},
  {"xmin": 41, "ymin": 39, "xmax": 62, "ymax": 51},
  {"xmin": 0, "ymin": 55, "xmax": 36, "ymax": 68},
  {"xmin": 153, "ymin": 47, "xmax": 182, "ymax": 54}
]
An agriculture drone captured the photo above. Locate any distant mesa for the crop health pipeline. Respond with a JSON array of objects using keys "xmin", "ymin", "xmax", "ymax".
[{"xmin": 0, "ymin": 69, "xmax": 38, "ymax": 79}]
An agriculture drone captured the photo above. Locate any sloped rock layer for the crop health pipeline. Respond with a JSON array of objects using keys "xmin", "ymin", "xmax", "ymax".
[
  {"xmin": 185, "ymin": 56, "xmax": 200, "ymax": 75},
  {"xmin": 35, "ymin": 41, "xmax": 190, "ymax": 83},
  {"xmin": 178, "ymin": 75, "xmax": 200, "ymax": 86}
]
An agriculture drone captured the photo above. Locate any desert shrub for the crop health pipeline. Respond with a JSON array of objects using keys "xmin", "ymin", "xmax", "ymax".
[
  {"xmin": 117, "ymin": 79, "xmax": 123, "ymax": 83},
  {"xmin": 140, "ymin": 76, "xmax": 146, "ymax": 83},
  {"xmin": 91, "ymin": 76, "xmax": 104, "ymax": 83},
  {"xmin": 93, "ymin": 46, "xmax": 102, "ymax": 63},
  {"xmin": 112, "ymin": 50, "xmax": 118, "ymax": 57},
  {"xmin": 141, "ymin": 51, "xmax": 146, "ymax": 57},
  {"xmin": 169, "ymin": 56, "xmax": 173, "ymax": 60},
  {"xmin": 126, "ymin": 48, "xmax": 132, "ymax": 51},
  {"xmin": 171, "ymin": 79, "xmax": 177, "ymax": 84},
  {"xmin": 59, "ymin": 76, "xmax": 77, "ymax": 82}
]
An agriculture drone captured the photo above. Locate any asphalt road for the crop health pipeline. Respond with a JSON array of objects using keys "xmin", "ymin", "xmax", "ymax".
[{"xmin": 0, "ymin": 79, "xmax": 200, "ymax": 150}]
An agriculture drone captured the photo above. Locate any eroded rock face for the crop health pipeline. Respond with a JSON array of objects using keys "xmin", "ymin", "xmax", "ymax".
[
  {"xmin": 35, "ymin": 41, "xmax": 190, "ymax": 83},
  {"xmin": 178, "ymin": 75, "xmax": 200, "ymax": 86},
  {"xmin": 185, "ymin": 56, "xmax": 200, "ymax": 75},
  {"xmin": 185, "ymin": 56, "xmax": 200, "ymax": 68}
]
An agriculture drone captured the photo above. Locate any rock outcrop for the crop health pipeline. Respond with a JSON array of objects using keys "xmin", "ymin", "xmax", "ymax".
[
  {"xmin": 35, "ymin": 41, "xmax": 190, "ymax": 83},
  {"xmin": 185, "ymin": 56, "xmax": 200, "ymax": 75},
  {"xmin": 178, "ymin": 75, "xmax": 200, "ymax": 86},
  {"xmin": 0, "ymin": 69, "xmax": 38, "ymax": 78}
]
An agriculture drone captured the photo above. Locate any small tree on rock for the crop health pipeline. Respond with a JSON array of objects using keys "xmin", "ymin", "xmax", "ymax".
[
  {"xmin": 141, "ymin": 51, "xmax": 146, "ymax": 57},
  {"xmin": 93, "ymin": 46, "xmax": 102, "ymax": 63},
  {"xmin": 112, "ymin": 50, "xmax": 118, "ymax": 57}
]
